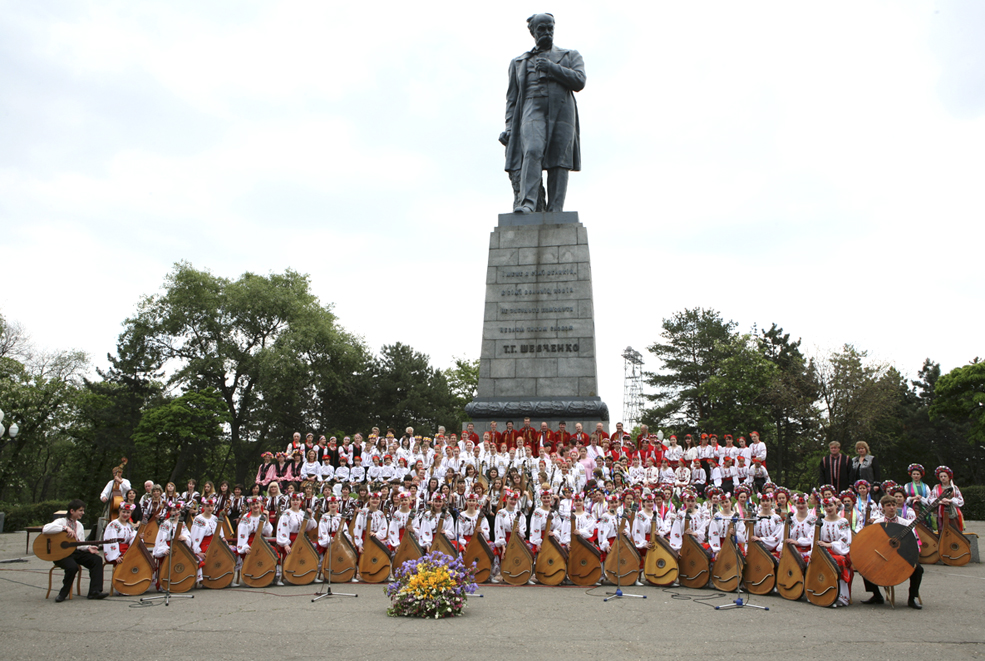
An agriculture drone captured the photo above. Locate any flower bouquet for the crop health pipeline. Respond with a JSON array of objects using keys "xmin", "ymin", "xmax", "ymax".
[{"xmin": 385, "ymin": 551, "xmax": 478, "ymax": 618}]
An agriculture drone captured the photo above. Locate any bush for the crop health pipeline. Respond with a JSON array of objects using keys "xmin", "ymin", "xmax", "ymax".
[
  {"xmin": 962, "ymin": 485, "xmax": 985, "ymax": 521},
  {"xmin": 0, "ymin": 500, "xmax": 98, "ymax": 531}
]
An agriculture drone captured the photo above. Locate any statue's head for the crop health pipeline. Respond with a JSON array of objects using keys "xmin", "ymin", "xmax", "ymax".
[{"xmin": 527, "ymin": 13, "xmax": 555, "ymax": 50}]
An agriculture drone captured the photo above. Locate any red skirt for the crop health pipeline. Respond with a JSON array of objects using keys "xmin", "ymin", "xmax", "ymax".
[{"xmin": 198, "ymin": 534, "xmax": 213, "ymax": 568}]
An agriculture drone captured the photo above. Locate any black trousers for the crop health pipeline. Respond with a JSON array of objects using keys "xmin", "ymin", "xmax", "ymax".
[
  {"xmin": 54, "ymin": 549, "xmax": 103, "ymax": 596},
  {"xmin": 863, "ymin": 563, "xmax": 923, "ymax": 601}
]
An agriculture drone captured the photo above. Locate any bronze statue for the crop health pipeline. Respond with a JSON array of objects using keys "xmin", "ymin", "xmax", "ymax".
[{"xmin": 500, "ymin": 13, "xmax": 585, "ymax": 214}]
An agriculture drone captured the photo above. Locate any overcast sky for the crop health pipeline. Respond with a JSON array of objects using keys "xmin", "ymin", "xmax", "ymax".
[{"xmin": 2, "ymin": 1, "xmax": 983, "ymax": 421}]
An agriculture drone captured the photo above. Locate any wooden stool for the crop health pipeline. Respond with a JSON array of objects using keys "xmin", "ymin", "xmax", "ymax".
[
  {"xmin": 886, "ymin": 585, "xmax": 922, "ymax": 608},
  {"xmin": 46, "ymin": 565, "xmax": 82, "ymax": 599}
]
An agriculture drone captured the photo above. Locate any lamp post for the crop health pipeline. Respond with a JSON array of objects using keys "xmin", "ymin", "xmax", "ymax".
[{"xmin": 0, "ymin": 408, "xmax": 20, "ymax": 452}]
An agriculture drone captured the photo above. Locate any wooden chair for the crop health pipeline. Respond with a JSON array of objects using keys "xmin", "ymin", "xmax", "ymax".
[{"xmin": 46, "ymin": 565, "xmax": 82, "ymax": 600}]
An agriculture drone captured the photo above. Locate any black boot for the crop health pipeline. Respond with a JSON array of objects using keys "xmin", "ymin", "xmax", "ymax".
[
  {"xmin": 862, "ymin": 593, "xmax": 884, "ymax": 605},
  {"xmin": 54, "ymin": 589, "xmax": 69, "ymax": 603}
]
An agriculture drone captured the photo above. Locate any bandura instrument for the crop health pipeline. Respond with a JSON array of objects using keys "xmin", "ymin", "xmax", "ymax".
[
  {"xmin": 139, "ymin": 516, "xmax": 160, "ymax": 548},
  {"xmin": 33, "ymin": 533, "xmax": 116, "ymax": 563},
  {"xmin": 501, "ymin": 511, "xmax": 534, "ymax": 585},
  {"xmin": 201, "ymin": 519, "xmax": 237, "ymax": 589},
  {"xmin": 391, "ymin": 512, "xmax": 425, "ymax": 572},
  {"xmin": 219, "ymin": 514, "xmax": 236, "ymax": 544},
  {"xmin": 742, "ymin": 517, "xmax": 777, "ymax": 595},
  {"xmin": 282, "ymin": 511, "xmax": 320, "ymax": 585},
  {"xmin": 323, "ymin": 515, "xmax": 358, "ymax": 584},
  {"xmin": 567, "ymin": 509, "xmax": 602, "ymax": 587},
  {"xmin": 461, "ymin": 514, "xmax": 494, "ymax": 583},
  {"xmin": 914, "ymin": 520, "xmax": 940, "ymax": 564},
  {"xmin": 642, "ymin": 512, "xmax": 678, "ymax": 587},
  {"xmin": 711, "ymin": 515, "xmax": 743, "ymax": 592},
  {"xmin": 678, "ymin": 509, "xmax": 712, "ymax": 589},
  {"xmin": 776, "ymin": 511, "xmax": 806, "ymax": 600},
  {"xmin": 242, "ymin": 514, "xmax": 278, "ymax": 588},
  {"xmin": 604, "ymin": 510, "xmax": 641, "ymax": 587},
  {"xmin": 804, "ymin": 507, "xmax": 840, "ymax": 607},
  {"xmin": 358, "ymin": 509, "xmax": 392, "ymax": 583},
  {"xmin": 939, "ymin": 504, "xmax": 971, "ymax": 567},
  {"xmin": 534, "ymin": 509, "xmax": 567, "ymax": 586},
  {"xmin": 430, "ymin": 509, "xmax": 459, "ymax": 558},
  {"xmin": 852, "ymin": 487, "xmax": 952, "ymax": 587},
  {"xmin": 110, "ymin": 536, "xmax": 155, "ymax": 596},
  {"xmin": 158, "ymin": 519, "xmax": 197, "ymax": 593}
]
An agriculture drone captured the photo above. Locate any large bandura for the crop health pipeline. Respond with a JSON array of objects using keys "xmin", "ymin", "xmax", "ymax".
[
  {"xmin": 803, "ymin": 510, "xmax": 839, "ymax": 607},
  {"xmin": 322, "ymin": 515, "xmax": 358, "ymax": 584},
  {"xmin": 939, "ymin": 506, "xmax": 971, "ymax": 567},
  {"xmin": 158, "ymin": 520, "xmax": 197, "ymax": 593},
  {"xmin": 742, "ymin": 518, "xmax": 777, "ymax": 596},
  {"xmin": 603, "ymin": 511, "xmax": 640, "ymax": 587},
  {"xmin": 642, "ymin": 512, "xmax": 678, "ymax": 587},
  {"xmin": 241, "ymin": 514, "xmax": 278, "ymax": 588},
  {"xmin": 463, "ymin": 524, "xmax": 495, "ymax": 584},
  {"xmin": 201, "ymin": 522, "xmax": 237, "ymax": 590},
  {"xmin": 501, "ymin": 514, "xmax": 534, "ymax": 586},
  {"xmin": 391, "ymin": 515, "xmax": 425, "ymax": 572},
  {"xmin": 110, "ymin": 539, "xmax": 155, "ymax": 596},
  {"xmin": 853, "ymin": 487, "xmax": 952, "ymax": 586},
  {"xmin": 567, "ymin": 510, "xmax": 602, "ymax": 587},
  {"xmin": 711, "ymin": 516, "xmax": 744, "ymax": 593},
  {"xmin": 678, "ymin": 510, "xmax": 711, "ymax": 589},
  {"xmin": 282, "ymin": 511, "xmax": 320, "ymax": 585},
  {"xmin": 776, "ymin": 512, "xmax": 806, "ymax": 601},
  {"xmin": 534, "ymin": 510, "xmax": 567, "ymax": 586},
  {"xmin": 430, "ymin": 509, "xmax": 459, "ymax": 559},
  {"xmin": 357, "ymin": 510, "xmax": 392, "ymax": 584}
]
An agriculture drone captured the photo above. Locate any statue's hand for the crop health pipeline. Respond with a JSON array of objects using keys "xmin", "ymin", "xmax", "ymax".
[
  {"xmin": 534, "ymin": 57, "xmax": 552, "ymax": 74},
  {"xmin": 498, "ymin": 131, "xmax": 510, "ymax": 146}
]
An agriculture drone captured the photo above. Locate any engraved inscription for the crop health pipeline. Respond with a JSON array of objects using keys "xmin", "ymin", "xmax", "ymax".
[
  {"xmin": 499, "ymin": 325, "xmax": 575, "ymax": 334},
  {"xmin": 502, "ymin": 268, "xmax": 575, "ymax": 278},
  {"xmin": 501, "ymin": 287, "xmax": 575, "ymax": 296},
  {"xmin": 502, "ymin": 343, "xmax": 580, "ymax": 354},
  {"xmin": 500, "ymin": 306, "xmax": 575, "ymax": 314}
]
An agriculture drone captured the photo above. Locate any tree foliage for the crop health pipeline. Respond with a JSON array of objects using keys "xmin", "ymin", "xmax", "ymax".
[{"xmin": 125, "ymin": 263, "xmax": 371, "ymax": 485}]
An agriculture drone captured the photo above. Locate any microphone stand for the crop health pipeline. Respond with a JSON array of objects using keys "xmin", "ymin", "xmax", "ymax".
[
  {"xmin": 312, "ymin": 518, "xmax": 357, "ymax": 602},
  {"xmin": 715, "ymin": 515, "xmax": 767, "ymax": 612},
  {"xmin": 604, "ymin": 506, "xmax": 646, "ymax": 602},
  {"xmin": 140, "ymin": 514, "xmax": 194, "ymax": 607}
]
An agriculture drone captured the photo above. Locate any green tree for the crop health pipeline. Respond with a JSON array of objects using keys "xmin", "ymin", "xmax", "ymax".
[
  {"xmin": 815, "ymin": 345, "xmax": 899, "ymax": 466},
  {"xmin": 642, "ymin": 308, "xmax": 737, "ymax": 429},
  {"xmin": 930, "ymin": 360, "xmax": 985, "ymax": 447},
  {"xmin": 370, "ymin": 343, "xmax": 459, "ymax": 434},
  {"xmin": 444, "ymin": 356, "xmax": 479, "ymax": 421},
  {"xmin": 703, "ymin": 333, "xmax": 777, "ymax": 435},
  {"xmin": 125, "ymin": 263, "xmax": 370, "ymax": 485},
  {"xmin": 132, "ymin": 388, "xmax": 231, "ymax": 484},
  {"xmin": 0, "ymin": 344, "xmax": 89, "ymax": 504},
  {"xmin": 759, "ymin": 324, "xmax": 820, "ymax": 489}
]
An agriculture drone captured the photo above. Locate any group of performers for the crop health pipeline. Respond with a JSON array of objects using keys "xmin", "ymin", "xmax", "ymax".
[{"xmin": 53, "ymin": 424, "xmax": 966, "ymax": 609}]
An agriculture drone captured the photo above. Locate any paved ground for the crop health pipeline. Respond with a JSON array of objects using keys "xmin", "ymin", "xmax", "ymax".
[{"xmin": 1, "ymin": 523, "xmax": 983, "ymax": 660}]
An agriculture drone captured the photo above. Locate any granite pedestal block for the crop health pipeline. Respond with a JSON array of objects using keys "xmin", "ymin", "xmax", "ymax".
[{"xmin": 466, "ymin": 212, "xmax": 608, "ymax": 433}]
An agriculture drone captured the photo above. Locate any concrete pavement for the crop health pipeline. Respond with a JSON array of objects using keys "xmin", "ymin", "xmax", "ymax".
[{"xmin": 1, "ymin": 523, "xmax": 983, "ymax": 660}]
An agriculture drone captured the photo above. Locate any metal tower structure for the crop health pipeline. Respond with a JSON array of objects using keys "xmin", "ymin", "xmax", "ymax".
[{"xmin": 621, "ymin": 346, "xmax": 644, "ymax": 428}]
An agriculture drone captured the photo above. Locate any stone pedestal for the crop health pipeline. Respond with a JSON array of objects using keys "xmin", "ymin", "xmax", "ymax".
[{"xmin": 465, "ymin": 212, "xmax": 609, "ymax": 433}]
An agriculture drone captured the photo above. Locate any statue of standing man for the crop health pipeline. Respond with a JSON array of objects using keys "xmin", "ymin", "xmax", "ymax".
[{"xmin": 500, "ymin": 13, "xmax": 585, "ymax": 214}]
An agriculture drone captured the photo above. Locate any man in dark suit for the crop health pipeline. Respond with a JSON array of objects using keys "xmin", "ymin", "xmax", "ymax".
[
  {"xmin": 500, "ymin": 13, "xmax": 585, "ymax": 214},
  {"xmin": 819, "ymin": 441, "xmax": 851, "ymax": 492}
]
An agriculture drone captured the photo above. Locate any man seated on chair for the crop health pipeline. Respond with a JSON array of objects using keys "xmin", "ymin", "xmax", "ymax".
[
  {"xmin": 861, "ymin": 494, "xmax": 924, "ymax": 610},
  {"xmin": 41, "ymin": 499, "xmax": 109, "ymax": 602}
]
